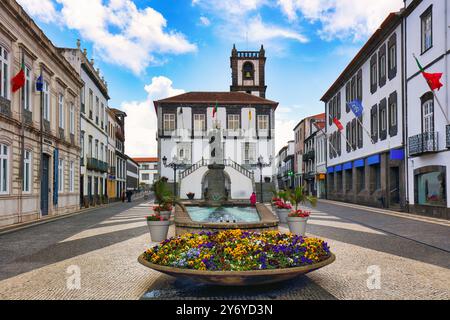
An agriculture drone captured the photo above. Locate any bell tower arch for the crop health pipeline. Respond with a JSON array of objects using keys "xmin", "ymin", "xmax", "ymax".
[{"xmin": 230, "ymin": 44, "xmax": 267, "ymax": 98}]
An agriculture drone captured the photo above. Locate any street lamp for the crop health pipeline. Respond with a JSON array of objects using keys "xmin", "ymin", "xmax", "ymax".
[
  {"xmin": 251, "ymin": 155, "xmax": 273, "ymax": 203},
  {"xmin": 162, "ymin": 155, "xmax": 186, "ymax": 200}
]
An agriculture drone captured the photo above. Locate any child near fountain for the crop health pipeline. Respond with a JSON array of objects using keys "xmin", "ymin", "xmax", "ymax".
[{"xmin": 250, "ymin": 192, "xmax": 257, "ymax": 206}]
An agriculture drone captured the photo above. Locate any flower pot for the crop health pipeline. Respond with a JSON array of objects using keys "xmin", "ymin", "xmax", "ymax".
[
  {"xmin": 275, "ymin": 209, "xmax": 290, "ymax": 223},
  {"xmin": 187, "ymin": 193, "xmax": 195, "ymax": 200},
  {"xmin": 158, "ymin": 210, "xmax": 172, "ymax": 220},
  {"xmin": 287, "ymin": 216, "xmax": 308, "ymax": 236},
  {"xmin": 147, "ymin": 220, "xmax": 170, "ymax": 242}
]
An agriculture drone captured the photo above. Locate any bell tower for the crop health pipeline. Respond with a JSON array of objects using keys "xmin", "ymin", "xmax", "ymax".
[{"xmin": 230, "ymin": 44, "xmax": 267, "ymax": 98}]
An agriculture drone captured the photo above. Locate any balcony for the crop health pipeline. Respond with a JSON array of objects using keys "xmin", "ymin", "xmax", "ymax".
[
  {"xmin": 303, "ymin": 150, "xmax": 315, "ymax": 162},
  {"xmin": 447, "ymin": 125, "xmax": 450, "ymax": 149},
  {"xmin": 408, "ymin": 132, "xmax": 439, "ymax": 156},
  {"xmin": 87, "ymin": 157, "xmax": 109, "ymax": 173},
  {"xmin": 304, "ymin": 171, "xmax": 316, "ymax": 180},
  {"xmin": 0, "ymin": 96, "xmax": 11, "ymax": 117}
]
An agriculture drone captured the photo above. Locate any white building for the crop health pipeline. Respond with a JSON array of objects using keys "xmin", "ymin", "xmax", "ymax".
[
  {"xmin": 60, "ymin": 41, "xmax": 109, "ymax": 207},
  {"xmin": 133, "ymin": 157, "xmax": 159, "ymax": 189},
  {"xmin": 314, "ymin": 121, "xmax": 327, "ymax": 198},
  {"xmin": 404, "ymin": 0, "xmax": 450, "ymax": 219},
  {"xmin": 321, "ymin": 11, "xmax": 405, "ymax": 209}
]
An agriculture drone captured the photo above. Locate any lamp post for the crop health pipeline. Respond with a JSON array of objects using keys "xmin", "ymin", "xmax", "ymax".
[
  {"xmin": 252, "ymin": 155, "xmax": 273, "ymax": 203},
  {"xmin": 162, "ymin": 155, "xmax": 186, "ymax": 200}
]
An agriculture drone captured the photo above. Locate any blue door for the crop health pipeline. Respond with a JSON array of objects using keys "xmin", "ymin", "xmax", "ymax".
[{"xmin": 40, "ymin": 154, "xmax": 49, "ymax": 216}]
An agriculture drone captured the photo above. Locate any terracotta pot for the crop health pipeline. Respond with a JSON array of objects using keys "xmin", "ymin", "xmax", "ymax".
[
  {"xmin": 287, "ymin": 216, "xmax": 308, "ymax": 236},
  {"xmin": 147, "ymin": 220, "xmax": 170, "ymax": 242},
  {"xmin": 275, "ymin": 208, "xmax": 290, "ymax": 223}
]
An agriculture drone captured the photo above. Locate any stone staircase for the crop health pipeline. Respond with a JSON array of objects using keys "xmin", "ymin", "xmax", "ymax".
[{"xmin": 179, "ymin": 158, "xmax": 255, "ymax": 181}]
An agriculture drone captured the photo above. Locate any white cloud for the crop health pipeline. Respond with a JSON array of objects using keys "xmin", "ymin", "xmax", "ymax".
[
  {"xmin": 17, "ymin": 0, "xmax": 58, "ymax": 23},
  {"xmin": 246, "ymin": 15, "xmax": 308, "ymax": 43},
  {"xmin": 277, "ymin": 0, "xmax": 404, "ymax": 41},
  {"xmin": 19, "ymin": 0, "xmax": 196, "ymax": 74},
  {"xmin": 199, "ymin": 16, "xmax": 211, "ymax": 26},
  {"xmin": 120, "ymin": 76, "xmax": 184, "ymax": 157}
]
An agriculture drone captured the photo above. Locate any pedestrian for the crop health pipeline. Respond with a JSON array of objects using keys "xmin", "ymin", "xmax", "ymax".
[
  {"xmin": 250, "ymin": 192, "xmax": 257, "ymax": 206},
  {"xmin": 121, "ymin": 191, "xmax": 125, "ymax": 202},
  {"xmin": 127, "ymin": 190, "xmax": 132, "ymax": 203}
]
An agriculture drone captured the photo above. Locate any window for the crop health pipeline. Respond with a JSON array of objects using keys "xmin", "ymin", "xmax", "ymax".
[
  {"xmin": 389, "ymin": 43, "xmax": 396, "ymax": 71},
  {"xmin": 380, "ymin": 107, "xmax": 387, "ymax": 131},
  {"xmin": 69, "ymin": 161, "xmax": 74, "ymax": 192},
  {"xmin": 371, "ymin": 105, "xmax": 378, "ymax": 141},
  {"xmin": 415, "ymin": 167, "xmax": 446, "ymax": 207},
  {"xmin": 243, "ymin": 142, "xmax": 255, "ymax": 164},
  {"xmin": 193, "ymin": 114, "xmax": 205, "ymax": 131},
  {"xmin": 0, "ymin": 46, "xmax": 9, "ymax": 99},
  {"xmin": 421, "ymin": 7, "xmax": 432, "ymax": 53},
  {"xmin": 24, "ymin": 66, "xmax": 32, "ymax": 111},
  {"xmin": 390, "ymin": 101, "xmax": 397, "ymax": 127},
  {"xmin": 163, "ymin": 113, "xmax": 175, "ymax": 131},
  {"xmin": 43, "ymin": 81, "xmax": 49, "ymax": 121},
  {"xmin": 101, "ymin": 103, "xmax": 104, "ymax": 128},
  {"xmin": 357, "ymin": 167, "xmax": 365, "ymax": 192},
  {"xmin": 81, "ymin": 86, "xmax": 85, "ymax": 113},
  {"xmin": 379, "ymin": 54, "xmax": 386, "ymax": 81},
  {"xmin": 328, "ymin": 173, "xmax": 334, "ymax": 192},
  {"xmin": 58, "ymin": 158, "xmax": 64, "ymax": 193},
  {"xmin": 257, "ymin": 115, "xmax": 269, "ymax": 130},
  {"xmin": 243, "ymin": 62, "xmax": 254, "ymax": 80},
  {"xmin": 23, "ymin": 150, "xmax": 32, "ymax": 192},
  {"xmin": 80, "ymin": 132, "xmax": 85, "ymax": 162},
  {"xmin": 100, "ymin": 143, "xmax": 104, "ymax": 161},
  {"xmin": 142, "ymin": 173, "xmax": 149, "ymax": 180},
  {"xmin": 88, "ymin": 136, "xmax": 93, "ymax": 157},
  {"xmin": 69, "ymin": 103, "xmax": 75, "ymax": 134},
  {"xmin": 95, "ymin": 140, "xmax": 99, "ymax": 159},
  {"xmin": 95, "ymin": 96, "xmax": 99, "ymax": 124},
  {"xmin": 228, "ymin": 114, "xmax": 240, "ymax": 130},
  {"xmin": 370, "ymin": 54, "xmax": 377, "ymax": 93},
  {"xmin": 89, "ymin": 89, "xmax": 93, "ymax": 119},
  {"xmin": 422, "ymin": 99, "xmax": 434, "ymax": 133},
  {"xmin": 370, "ymin": 164, "xmax": 381, "ymax": 193},
  {"xmin": 58, "ymin": 94, "xmax": 64, "ymax": 129},
  {"xmin": 0, "ymin": 144, "xmax": 9, "ymax": 194}
]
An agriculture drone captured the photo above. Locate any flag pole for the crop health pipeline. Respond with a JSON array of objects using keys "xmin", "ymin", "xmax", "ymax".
[
  {"xmin": 39, "ymin": 66, "xmax": 44, "ymax": 216},
  {"xmin": 354, "ymin": 114, "xmax": 375, "ymax": 144},
  {"xmin": 312, "ymin": 121, "xmax": 338, "ymax": 155},
  {"xmin": 413, "ymin": 53, "xmax": 449, "ymax": 124},
  {"xmin": 19, "ymin": 50, "xmax": 25, "ymax": 223},
  {"xmin": 328, "ymin": 113, "xmax": 353, "ymax": 151}
]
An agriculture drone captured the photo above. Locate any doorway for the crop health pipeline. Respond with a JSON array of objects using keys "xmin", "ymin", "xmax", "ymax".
[
  {"xmin": 40, "ymin": 154, "xmax": 50, "ymax": 216},
  {"xmin": 389, "ymin": 166, "xmax": 400, "ymax": 207}
]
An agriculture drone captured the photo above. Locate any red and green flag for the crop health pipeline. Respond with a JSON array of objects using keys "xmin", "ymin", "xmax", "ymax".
[
  {"xmin": 212, "ymin": 101, "xmax": 218, "ymax": 118},
  {"xmin": 414, "ymin": 55, "xmax": 443, "ymax": 91},
  {"xmin": 11, "ymin": 59, "xmax": 25, "ymax": 93}
]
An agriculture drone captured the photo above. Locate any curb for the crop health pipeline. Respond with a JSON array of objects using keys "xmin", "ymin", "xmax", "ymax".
[{"xmin": 0, "ymin": 196, "xmax": 150, "ymax": 236}]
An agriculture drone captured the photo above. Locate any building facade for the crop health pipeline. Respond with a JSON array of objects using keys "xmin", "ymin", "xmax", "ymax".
[
  {"xmin": 126, "ymin": 156, "xmax": 139, "ymax": 191},
  {"xmin": 60, "ymin": 41, "xmax": 109, "ymax": 208},
  {"xmin": 275, "ymin": 142, "xmax": 295, "ymax": 191},
  {"xmin": 404, "ymin": 0, "xmax": 450, "ymax": 219},
  {"xmin": 0, "ymin": 0, "xmax": 83, "ymax": 227},
  {"xmin": 133, "ymin": 157, "xmax": 159, "ymax": 189},
  {"xmin": 322, "ymin": 12, "xmax": 405, "ymax": 210}
]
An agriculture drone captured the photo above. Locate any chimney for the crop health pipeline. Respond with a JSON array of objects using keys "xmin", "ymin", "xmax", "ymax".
[{"xmin": 76, "ymin": 39, "xmax": 81, "ymax": 49}]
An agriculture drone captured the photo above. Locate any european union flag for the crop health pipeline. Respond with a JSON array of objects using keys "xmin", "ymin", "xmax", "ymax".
[
  {"xmin": 348, "ymin": 100, "xmax": 363, "ymax": 117},
  {"xmin": 36, "ymin": 75, "xmax": 44, "ymax": 92}
]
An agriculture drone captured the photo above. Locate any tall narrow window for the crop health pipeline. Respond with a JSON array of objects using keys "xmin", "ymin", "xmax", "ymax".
[
  {"xmin": 101, "ymin": 103, "xmax": 104, "ymax": 128},
  {"xmin": 0, "ymin": 144, "xmax": 9, "ymax": 194},
  {"xmin": 43, "ymin": 81, "xmax": 50, "ymax": 121},
  {"xmin": 69, "ymin": 103, "xmax": 75, "ymax": 134},
  {"xmin": 95, "ymin": 140, "xmax": 99, "ymax": 159},
  {"xmin": 58, "ymin": 94, "xmax": 64, "ymax": 129},
  {"xmin": 80, "ymin": 131, "xmax": 85, "ymax": 163},
  {"xmin": 89, "ymin": 89, "xmax": 93, "ymax": 119},
  {"xmin": 24, "ymin": 66, "xmax": 32, "ymax": 111},
  {"xmin": 69, "ymin": 161, "xmax": 74, "ymax": 192},
  {"xmin": 257, "ymin": 115, "xmax": 269, "ymax": 130},
  {"xmin": 422, "ymin": 99, "xmax": 434, "ymax": 133},
  {"xmin": 95, "ymin": 96, "xmax": 99, "ymax": 124},
  {"xmin": 421, "ymin": 7, "xmax": 433, "ymax": 53},
  {"xmin": 0, "ymin": 46, "xmax": 9, "ymax": 99},
  {"xmin": 163, "ymin": 113, "xmax": 175, "ymax": 131},
  {"xmin": 23, "ymin": 150, "xmax": 32, "ymax": 192},
  {"xmin": 88, "ymin": 135, "xmax": 93, "ymax": 157},
  {"xmin": 58, "ymin": 158, "xmax": 64, "ymax": 193},
  {"xmin": 389, "ymin": 43, "xmax": 396, "ymax": 71},
  {"xmin": 243, "ymin": 142, "xmax": 255, "ymax": 165}
]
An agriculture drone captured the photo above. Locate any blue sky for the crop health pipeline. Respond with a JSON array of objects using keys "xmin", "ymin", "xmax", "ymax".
[{"xmin": 18, "ymin": 0, "xmax": 404, "ymax": 156}]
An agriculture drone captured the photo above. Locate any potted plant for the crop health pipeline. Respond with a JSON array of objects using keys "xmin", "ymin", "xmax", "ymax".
[
  {"xmin": 287, "ymin": 210, "xmax": 311, "ymax": 236},
  {"xmin": 186, "ymin": 192, "xmax": 195, "ymax": 200},
  {"xmin": 274, "ymin": 199, "xmax": 292, "ymax": 223},
  {"xmin": 287, "ymin": 186, "xmax": 317, "ymax": 236},
  {"xmin": 146, "ymin": 214, "xmax": 170, "ymax": 242},
  {"xmin": 153, "ymin": 203, "xmax": 173, "ymax": 220}
]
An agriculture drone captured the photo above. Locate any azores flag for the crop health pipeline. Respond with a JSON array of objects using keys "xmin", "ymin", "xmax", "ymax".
[
  {"xmin": 348, "ymin": 100, "xmax": 363, "ymax": 118},
  {"xmin": 36, "ymin": 75, "xmax": 44, "ymax": 92}
]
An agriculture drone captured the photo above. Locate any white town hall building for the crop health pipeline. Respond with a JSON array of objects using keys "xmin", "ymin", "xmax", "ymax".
[{"xmin": 154, "ymin": 46, "xmax": 278, "ymax": 201}]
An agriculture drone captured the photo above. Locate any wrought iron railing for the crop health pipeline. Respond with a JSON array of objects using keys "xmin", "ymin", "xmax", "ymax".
[
  {"xmin": 179, "ymin": 158, "xmax": 254, "ymax": 180},
  {"xmin": 179, "ymin": 158, "xmax": 209, "ymax": 180},
  {"xmin": 224, "ymin": 158, "xmax": 254, "ymax": 180},
  {"xmin": 446, "ymin": 125, "xmax": 450, "ymax": 149},
  {"xmin": 303, "ymin": 150, "xmax": 315, "ymax": 162},
  {"xmin": 87, "ymin": 157, "xmax": 108, "ymax": 173},
  {"xmin": 408, "ymin": 132, "xmax": 439, "ymax": 156}
]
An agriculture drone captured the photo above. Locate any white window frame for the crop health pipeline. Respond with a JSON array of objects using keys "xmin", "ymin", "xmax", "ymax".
[
  {"xmin": 0, "ymin": 144, "xmax": 10, "ymax": 194},
  {"xmin": 58, "ymin": 158, "xmax": 64, "ymax": 193},
  {"xmin": 381, "ymin": 108, "xmax": 387, "ymax": 131},
  {"xmin": 163, "ymin": 113, "xmax": 175, "ymax": 131},
  {"xmin": 43, "ymin": 81, "xmax": 50, "ymax": 121},
  {"xmin": 23, "ymin": 149, "xmax": 32, "ymax": 193},
  {"xmin": 228, "ymin": 114, "xmax": 240, "ymax": 131},
  {"xmin": 69, "ymin": 103, "xmax": 75, "ymax": 134},
  {"xmin": 423, "ymin": 99, "xmax": 434, "ymax": 133},
  {"xmin": 390, "ymin": 102, "xmax": 397, "ymax": 127},
  {"xmin": 389, "ymin": 45, "xmax": 396, "ymax": 70},
  {"xmin": 380, "ymin": 55, "xmax": 386, "ymax": 79},
  {"xmin": 0, "ymin": 46, "xmax": 9, "ymax": 99},
  {"xmin": 421, "ymin": 10, "xmax": 432, "ymax": 52},
  {"xmin": 69, "ymin": 161, "xmax": 74, "ymax": 192},
  {"xmin": 24, "ymin": 66, "xmax": 32, "ymax": 111},
  {"xmin": 193, "ymin": 114, "xmax": 205, "ymax": 131},
  {"xmin": 58, "ymin": 94, "xmax": 64, "ymax": 129},
  {"xmin": 257, "ymin": 115, "xmax": 269, "ymax": 130}
]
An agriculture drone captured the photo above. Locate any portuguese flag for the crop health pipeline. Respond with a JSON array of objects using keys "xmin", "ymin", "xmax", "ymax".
[
  {"xmin": 333, "ymin": 117, "xmax": 344, "ymax": 131},
  {"xmin": 212, "ymin": 101, "xmax": 218, "ymax": 118},
  {"xmin": 12, "ymin": 59, "xmax": 25, "ymax": 93},
  {"xmin": 414, "ymin": 55, "xmax": 443, "ymax": 91}
]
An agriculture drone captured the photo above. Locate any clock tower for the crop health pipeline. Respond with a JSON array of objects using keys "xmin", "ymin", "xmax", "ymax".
[{"xmin": 230, "ymin": 44, "xmax": 267, "ymax": 98}]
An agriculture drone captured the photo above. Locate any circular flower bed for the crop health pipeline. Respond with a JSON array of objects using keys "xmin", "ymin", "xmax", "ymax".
[{"xmin": 143, "ymin": 230, "xmax": 331, "ymax": 271}]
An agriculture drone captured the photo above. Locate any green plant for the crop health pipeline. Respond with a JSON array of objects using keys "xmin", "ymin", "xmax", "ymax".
[
  {"xmin": 277, "ymin": 190, "xmax": 289, "ymax": 203},
  {"xmin": 153, "ymin": 178, "xmax": 173, "ymax": 205},
  {"xmin": 288, "ymin": 186, "xmax": 317, "ymax": 211}
]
